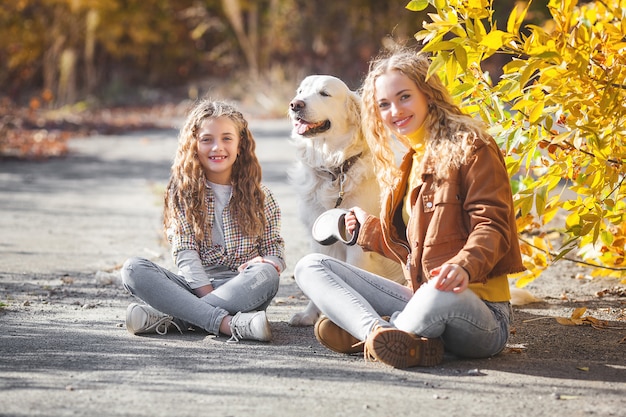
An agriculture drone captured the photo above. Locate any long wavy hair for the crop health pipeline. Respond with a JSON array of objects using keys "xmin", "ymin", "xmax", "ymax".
[
  {"xmin": 163, "ymin": 100, "xmax": 265, "ymax": 242},
  {"xmin": 360, "ymin": 47, "xmax": 489, "ymax": 192}
]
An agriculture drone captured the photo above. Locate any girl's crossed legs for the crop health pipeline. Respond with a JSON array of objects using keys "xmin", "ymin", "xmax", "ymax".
[{"xmin": 122, "ymin": 257, "xmax": 279, "ymax": 335}]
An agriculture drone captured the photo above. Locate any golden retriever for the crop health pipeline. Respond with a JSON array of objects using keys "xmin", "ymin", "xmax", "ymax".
[{"xmin": 287, "ymin": 75, "xmax": 405, "ymax": 326}]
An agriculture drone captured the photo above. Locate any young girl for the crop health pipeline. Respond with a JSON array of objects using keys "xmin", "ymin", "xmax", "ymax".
[
  {"xmin": 295, "ymin": 48, "xmax": 525, "ymax": 367},
  {"xmin": 121, "ymin": 100, "xmax": 285, "ymax": 342}
]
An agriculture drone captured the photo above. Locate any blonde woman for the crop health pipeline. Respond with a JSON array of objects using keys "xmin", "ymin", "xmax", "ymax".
[
  {"xmin": 122, "ymin": 100, "xmax": 285, "ymax": 342},
  {"xmin": 295, "ymin": 48, "xmax": 524, "ymax": 367}
]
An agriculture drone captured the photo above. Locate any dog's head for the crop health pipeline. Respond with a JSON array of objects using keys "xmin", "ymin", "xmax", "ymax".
[{"xmin": 288, "ymin": 75, "xmax": 360, "ymax": 140}]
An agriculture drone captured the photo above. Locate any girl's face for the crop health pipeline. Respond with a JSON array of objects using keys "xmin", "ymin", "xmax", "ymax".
[
  {"xmin": 196, "ymin": 116, "xmax": 240, "ymax": 184},
  {"xmin": 374, "ymin": 70, "xmax": 429, "ymax": 137}
]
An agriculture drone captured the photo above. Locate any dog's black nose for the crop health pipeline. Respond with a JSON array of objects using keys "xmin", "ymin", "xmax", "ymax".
[{"xmin": 290, "ymin": 99, "xmax": 305, "ymax": 111}]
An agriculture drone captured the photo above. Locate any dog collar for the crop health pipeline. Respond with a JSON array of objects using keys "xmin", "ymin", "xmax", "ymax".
[
  {"xmin": 324, "ymin": 152, "xmax": 362, "ymax": 182},
  {"xmin": 315, "ymin": 152, "xmax": 363, "ymax": 208}
]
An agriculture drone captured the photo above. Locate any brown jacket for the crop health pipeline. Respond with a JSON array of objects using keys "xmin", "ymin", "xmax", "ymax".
[{"xmin": 358, "ymin": 136, "xmax": 525, "ymax": 292}]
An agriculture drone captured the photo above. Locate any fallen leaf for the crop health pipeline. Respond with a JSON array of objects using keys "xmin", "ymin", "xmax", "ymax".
[
  {"xmin": 585, "ymin": 316, "xmax": 609, "ymax": 329},
  {"xmin": 556, "ymin": 317, "xmax": 576, "ymax": 325},
  {"xmin": 571, "ymin": 307, "xmax": 586, "ymax": 319},
  {"xmin": 555, "ymin": 307, "xmax": 609, "ymax": 329},
  {"xmin": 596, "ymin": 287, "xmax": 626, "ymax": 297}
]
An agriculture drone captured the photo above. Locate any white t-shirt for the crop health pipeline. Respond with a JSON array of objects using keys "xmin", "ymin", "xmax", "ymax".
[{"xmin": 209, "ymin": 181, "xmax": 232, "ymax": 248}]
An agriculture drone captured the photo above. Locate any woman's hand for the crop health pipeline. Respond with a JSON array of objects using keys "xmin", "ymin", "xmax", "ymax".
[
  {"xmin": 345, "ymin": 206, "xmax": 368, "ymax": 234},
  {"xmin": 431, "ymin": 263, "xmax": 469, "ymax": 293}
]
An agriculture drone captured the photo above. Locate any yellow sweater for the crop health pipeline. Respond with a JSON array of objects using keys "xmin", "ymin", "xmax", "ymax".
[{"xmin": 402, "ymin": 125, "xmax": 426, "ymax": 225}]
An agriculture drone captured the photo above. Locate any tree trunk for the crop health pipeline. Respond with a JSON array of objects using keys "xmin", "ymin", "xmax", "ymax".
[
  {"xmin": 58, "ymin": 48, "xmax": 77, "ymax": 105},
  {"xmin": 220, "ymin": 0, "xmax": 258, "ymax": 78},
  {"xmin": 84, "ymin": 9, "xmax": 99, "ymax": 94}
]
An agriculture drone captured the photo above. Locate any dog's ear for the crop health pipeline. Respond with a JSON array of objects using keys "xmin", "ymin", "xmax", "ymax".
[{"xmin": 346, "ymin": 90, "xmax": 362, "ymax": 123}]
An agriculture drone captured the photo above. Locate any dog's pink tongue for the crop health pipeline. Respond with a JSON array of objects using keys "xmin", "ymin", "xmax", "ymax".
[{"xmin": 295, "ymin": 120, "xmax": 311, "ymax": 135}]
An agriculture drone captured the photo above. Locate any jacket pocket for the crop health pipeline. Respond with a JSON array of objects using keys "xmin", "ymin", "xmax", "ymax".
[
  {"xmin": 422, "ymin": 239, "xmax": 466, "ymax": 275},
  {"xmin": 423, "ymin": 182, "xmax": 468, "ymax": 246}
]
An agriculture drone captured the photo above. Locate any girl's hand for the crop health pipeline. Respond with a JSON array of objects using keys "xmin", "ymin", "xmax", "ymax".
[
  {"xmin": 238, "ymin": 256, "xmax": 263, "ymax": 272},
  {"xmin": 431, "ymin": 264, "xmax": 469, "ymax": 293},
  {"xmin": 238, "ymin": 256, "xmax": 280, "ymax": 273},
  {"xmin": 345, "ymin": 206, "xmax": 368, "ymax": 234}
]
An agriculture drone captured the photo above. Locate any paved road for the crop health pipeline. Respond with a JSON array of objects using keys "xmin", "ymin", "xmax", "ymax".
[{"xmin": 0, "ymin": 120, "xmax": 623, "ymax": 417}]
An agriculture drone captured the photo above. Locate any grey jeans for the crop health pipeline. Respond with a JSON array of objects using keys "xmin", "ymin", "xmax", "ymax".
[
  {"xmin": 295, "ymin": 253, "xmax": 512, "ymax": 358},
  {"xmin": 121, "ymin": 257, "xmax": 280, "ymax": 335}
]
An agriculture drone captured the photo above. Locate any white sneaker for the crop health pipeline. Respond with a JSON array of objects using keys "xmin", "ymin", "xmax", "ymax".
[
  {"xmin": 228, "ymin": 311, "xmax": 272, "ymax": 342},
  {"xmin": 126, "ymin": 303, "xmax": 181, "ymax": 335}
]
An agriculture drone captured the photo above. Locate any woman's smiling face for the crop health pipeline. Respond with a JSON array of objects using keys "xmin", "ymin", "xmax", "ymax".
[
  {"xmin": 374, "ymin": 69, "xmax": 429, "ymax": 137},
  {"xmin": 196, "ymin": 116, "xmax": 240, "ymax": 184}
]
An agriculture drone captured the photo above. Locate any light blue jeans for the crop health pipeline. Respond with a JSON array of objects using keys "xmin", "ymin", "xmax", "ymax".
[
  {"xmin": 121, "ymin": 257, "xmax": 280, "ymax": 335},
  {"xmin": 295, "ymin": 253, "xmax": 512, "ymax": 358}
]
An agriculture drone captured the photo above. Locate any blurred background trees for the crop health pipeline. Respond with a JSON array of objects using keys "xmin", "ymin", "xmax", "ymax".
[
  {"xmin": 1, "ymin": 0, "xmax": 436, "ymax": 157},
  {"xmin": 0, "ymin": 0, "xmax": 430, "ymax": 108},
  {"xmin": 1, "ymin": 0, "xmax": 554, "ymax": 108}
]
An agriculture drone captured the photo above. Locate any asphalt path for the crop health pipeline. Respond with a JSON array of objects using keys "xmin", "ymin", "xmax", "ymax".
[{"xmin": 0, "ymin": 119, "xmax": 623, "ymax": 417}]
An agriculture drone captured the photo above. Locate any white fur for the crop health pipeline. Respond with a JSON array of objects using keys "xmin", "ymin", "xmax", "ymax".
[{"xmin": 287, "ymin": 75, "xmax": 405, "ymax": 326}]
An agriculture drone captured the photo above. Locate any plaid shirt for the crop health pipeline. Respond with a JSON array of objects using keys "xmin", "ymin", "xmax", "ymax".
[{"xmin": 168, "ymin": 183, "xmax": 285, "ymax": 271}]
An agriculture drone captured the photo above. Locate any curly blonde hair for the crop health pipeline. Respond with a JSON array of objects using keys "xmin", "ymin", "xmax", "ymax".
[
  {"xmin": 163, "ymin": 100, "xmax": 265, "ymax": 241},
  {"xmin": 360, "ymin": 47, "xmax": 489, "ymax": 192}
]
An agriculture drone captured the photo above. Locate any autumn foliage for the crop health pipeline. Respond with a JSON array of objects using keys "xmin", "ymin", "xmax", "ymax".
[
  {"xmin": 2, "ymin": 0, "xmax": 625, "ymax": 283},
  {"xmin": 407, "ymin": 0, "xmax": 626, "ymax": 282},
  {"xmin": 0, "ymin": 1, "xmax": 423, "ymax": 158},
  {"xmin": 0, "ymin": 0, "xmax": 420, "ymax": 105}
]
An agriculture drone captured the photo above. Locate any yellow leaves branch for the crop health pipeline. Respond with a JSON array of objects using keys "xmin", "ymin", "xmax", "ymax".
[
  {"xmin": 518, "ymin": 234, "xmax": 626, "ymax": 273},
  {"xmin": 409, "ymin": 0, "xmax": 626, "ymax": 285}
]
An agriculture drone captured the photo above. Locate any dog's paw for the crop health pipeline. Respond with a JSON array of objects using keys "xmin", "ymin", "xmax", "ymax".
[{"xmin": 288, "ymin": 311, "xmax": 319, "ymax": 327}]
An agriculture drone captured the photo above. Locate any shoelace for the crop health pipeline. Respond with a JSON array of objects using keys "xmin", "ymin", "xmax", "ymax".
[
  {"xmin": 227, "ymin": 314, "xmax": 244, "ymax": 343},
  {"xmin": 363, "ymin": 343, "xmax": 376, "ymax": 362},
  {"xmin": 227, "ymin": 326, "xmax": 242, "ymax": 343},
  {"xmin": 351, "ymin": 341, "xmax": 365, "ymax": 348},
  {"xmin": 363, "ymin": 325, "xmax": 386, "ymax": 362},
  {"xmin": 344, "ymin": 340, "xmax": 372, "ymax": 361},
  {"xmin": 153, "ymin": 316, "xmax": 183, "ymax": 335}
]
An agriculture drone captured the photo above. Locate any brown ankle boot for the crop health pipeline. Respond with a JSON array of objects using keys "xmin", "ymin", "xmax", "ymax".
[
  {"xmin": 314, "ymin": 316, "xmax": 363, "ymax": 354},
  {"xmin": 364, "ymin": 326, "xmax": 444, "ymax": 368}
]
